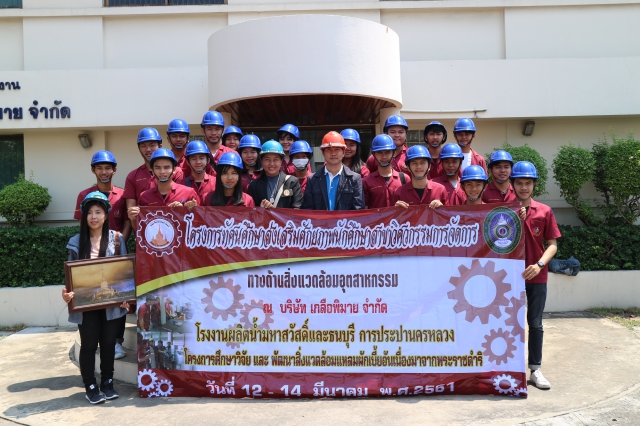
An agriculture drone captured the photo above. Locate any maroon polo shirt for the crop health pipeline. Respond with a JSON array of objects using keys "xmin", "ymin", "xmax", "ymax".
[
  {"xmin": 178, "ymin": 173, "xmax": 216, "ymax": 206},
  {"xmin": 482, "ymin": 181, "xmax": 517, "ymax": 203},
  {"xmin": 523, "ymin": 199, "xmax": 562, "ymax": 284},
  {"xmin": 363, "ymin": 170, "xmax": 411, "ymax": 209},
  {"xmin": 74, "ymin": 185, "xmax": 126, "ymax": 232},
  {"xmin": 242, "ymin": 171, "xmax": 261, "ymax": 192},
  {"xmin": 427, "ymin": 157, "xmax": 445, "ymax": 180},
  {"xmin": 366, "ymin": 145, "xmax": 408, "ymax": 174},
  {"xmin": 391, "ymin": 180, "xmax": 447, "ymax": 206},
  {"xmin": 432, "ymin": 175, "xmax": 466, "ymax": 206},
  {"xmin": 123, "ymin": 164, "xmax": 184, "ymax": 202},
  {"xmin": 460, "ymin": 149, "xmax": 488, "ymax": 173},
  {"xmin": 138, "ymin": 182, "xmax": 199, "ymax": 207}
]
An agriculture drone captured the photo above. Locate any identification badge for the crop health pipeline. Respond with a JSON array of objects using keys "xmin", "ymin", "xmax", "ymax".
[{"xmin": 283, "ymin": 189, "xmax": 291, "ymax": 196}]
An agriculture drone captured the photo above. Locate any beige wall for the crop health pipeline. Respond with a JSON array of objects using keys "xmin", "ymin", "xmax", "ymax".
[
  {"xmin": 381, "ymin": 9, "xmax": 505, "ymax": 61},
  {"xmin": 0, "ymin": 19, "xmax": 23, "ymax": 71},
  {"xmin": 228, "ymin": 10, "xmax": 381, "ymax": 25}
]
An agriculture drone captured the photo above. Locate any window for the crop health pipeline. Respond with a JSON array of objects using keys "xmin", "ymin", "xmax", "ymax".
[
  {"xmin": 0, "ymin": 0, "xmax": 22, "ymax": 8},
  {"xmin": 104, "ymin": 0, "xmax": 224, "ymax": 6},
  {"xmin": 0, "ymin": 135, "xmax": 24, "ymax": 190}
]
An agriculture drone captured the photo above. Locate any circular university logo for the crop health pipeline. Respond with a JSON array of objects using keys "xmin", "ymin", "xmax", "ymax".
[
  {"xmin": 137, "ymin": 211, "xmax": 183, "ymax": 257},
  {"xmin": 483, "ymin": 207, "xmax": 522, "ymax": 254}
]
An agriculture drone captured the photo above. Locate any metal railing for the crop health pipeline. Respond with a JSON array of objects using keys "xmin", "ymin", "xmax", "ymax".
[{"xmin": 105, "ymin": 0, "xmax": 224, "ymax": 5}]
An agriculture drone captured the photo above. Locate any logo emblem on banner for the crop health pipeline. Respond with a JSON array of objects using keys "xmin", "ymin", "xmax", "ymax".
[
  {"xmin": 137, "ymin": 210, "xmax": 182, "ymax": 257},
  {"xmin": 483, "ymin": 207, "xmax": 521, "ymax": 254}
]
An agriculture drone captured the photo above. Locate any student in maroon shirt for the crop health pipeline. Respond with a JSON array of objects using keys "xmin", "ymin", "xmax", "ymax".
[
  {"xmin": 289, "ymin": 140, "xmax": 314, "ymax": 195},
  {"xmin": 453, "ymin": 118, "xmax": 487, "ymax": 174},
  {"xmin": 340, "ymin": 128, "xmax": 370, "ymax": 178},
  {"xmin": 483, "ymin": 150, "xmax": 517, "ymax": 203},
  {"xmin": 221, "ymin": 125, "xmax": 243, "ymax": 151},
  {"xmin": 178, "ymin": 140, "xmax": 216, "ymax": 205},
  {"xmin": 424, "ymin": 121, "xmax": 448, "ymax": 180},
  {"xmin": 460, "ymin": 165, "xmax": 488, "ymax": 205},
  {"xmin": 166, "ymin": 119, "xmax": 190, "ymax": 174},
  {"xmin": 128, "ymin": 149, "xmax": 198, "ymax": 222},
  {"xmin": 124, "ymin": 127, "xmax": 184, "ymax": 214},
  {"xmin": 366, "ymin": 115, "xmax": 409, "ymax": 174},
  {"xmin": 279, "ymin": 124, "xmax": 310, "ymax": 176},
  {"xmin": 432, "ymin": 143, "xmax": 467, "ymax": 206},
  {"xmin": 362, "ymin": 134, "xmax": 410, "ymax": 209},
  {"xmin": 238, "ymin": 135, "xmax": 263, "ymax": 192},
  {"xmin": 511, "ymin": 161, "xmax": 561, "ymax": 390},
  {"xmin": 205, "ymin": 152, "xmax": 255, "ymax": 207},
  {"xmin": 201, "ymin": 111, "xmax": 234, "ymax": 168},
  {"xmin": 393, "ymin": 145, "xmax": 446, "ymax": 209}
]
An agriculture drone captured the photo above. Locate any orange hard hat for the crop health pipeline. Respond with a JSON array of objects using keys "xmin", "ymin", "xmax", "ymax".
[{"xmin": 320, "ymin": 131, "xmax": 346, "ymax": 150}]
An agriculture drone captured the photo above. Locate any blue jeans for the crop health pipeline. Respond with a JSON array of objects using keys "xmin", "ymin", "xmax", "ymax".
[{"xmin": 526, "ymin": 283, "xmax": 547, "ymax": 370}]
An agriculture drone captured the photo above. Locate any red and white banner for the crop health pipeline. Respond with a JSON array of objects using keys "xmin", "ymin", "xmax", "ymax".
[{"xmin": 135, "ymin": 204, "xmax": 528, "ymax": 398}]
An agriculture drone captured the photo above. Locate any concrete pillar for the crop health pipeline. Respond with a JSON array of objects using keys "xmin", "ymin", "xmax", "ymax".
[{"xmin": 377, "ymin": 106, "xmax": 402, "ymax": 135}]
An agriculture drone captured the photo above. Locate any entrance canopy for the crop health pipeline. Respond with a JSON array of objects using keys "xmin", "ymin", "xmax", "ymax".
[{"xmin": 207, "ymin": 15, "xmax": 402, "ymax": 127}]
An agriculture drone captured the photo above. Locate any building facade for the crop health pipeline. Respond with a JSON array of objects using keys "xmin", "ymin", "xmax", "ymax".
[{"xmin": 1, "ymin": 0, "xmax": 639, "ymax": 225}]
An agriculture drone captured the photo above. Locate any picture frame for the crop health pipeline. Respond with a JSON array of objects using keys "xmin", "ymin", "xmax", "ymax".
[{"xmin": 64, "ymin": 254, "xmax": 136, "ymax": 314}]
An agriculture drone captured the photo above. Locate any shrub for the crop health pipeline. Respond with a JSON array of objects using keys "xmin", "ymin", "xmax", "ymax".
[
  {"xmin": 552, "ymin": 144, "xmax": 599, "ymax": 226},
  {"xmin": 557, "ymin": 224, "xmax": 640, "ymax": 271},
  {"xmin": 486, "ymin": 142, "xmax": 548, "ymax": 197},
  {"xmin": 601, "ymin": 135, "xmax": 640, "ymax": 225},
  {"xmin": 0, "ymin": 173, "xmax": 52, "ymax": 227},
  {"xmin": 0, "ymin": 225, "xmax": 79, "ymax": 287}
]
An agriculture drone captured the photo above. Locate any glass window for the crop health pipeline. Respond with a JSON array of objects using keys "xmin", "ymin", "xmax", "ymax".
[
  {"xmin": 0, "ymin": 135, "xmax": 25, "ymax": 190},
  {"xmin": 0, "ymin": 0, "xmax": 21, "ymax": 8},
  {"xmin": 105, "ymin": 0, "xmax": 224, "ymax": 6}
]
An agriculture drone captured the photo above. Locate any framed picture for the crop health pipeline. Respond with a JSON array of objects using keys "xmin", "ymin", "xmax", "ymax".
[{"xmin": 64, "ymin": 254, "xmax": 136, "ymax": 314}]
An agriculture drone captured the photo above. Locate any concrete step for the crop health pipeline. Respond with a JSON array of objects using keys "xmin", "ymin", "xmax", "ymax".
[{"xmin": 72, "ymin": 330, "xmax": 137, "ymax": 385}]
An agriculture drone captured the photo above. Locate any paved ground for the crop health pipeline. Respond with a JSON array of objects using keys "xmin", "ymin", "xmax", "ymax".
[{"xmin": 0, "ymin": 312, "xmax": 639, "ymax": 426}]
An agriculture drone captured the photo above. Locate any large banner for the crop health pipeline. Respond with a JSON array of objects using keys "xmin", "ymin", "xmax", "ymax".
[{"xmin": 135, "ymin": 204, "xmax": 527, "ymax": 399}]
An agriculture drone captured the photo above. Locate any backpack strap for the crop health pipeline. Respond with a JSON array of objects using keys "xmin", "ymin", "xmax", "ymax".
[
  {"xmin": 273, "ymin": 175, "xmax": 291, "ymax": 207},
  {"xmin": 115, "ymin": 231, "xmax": 121, "ymax": 254},
  {"xmin": 399, "ymin": 172, "xmax": 406, "ymax": 185}
]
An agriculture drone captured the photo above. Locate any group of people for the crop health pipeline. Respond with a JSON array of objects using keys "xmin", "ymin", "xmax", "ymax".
[{"xmin": 61, "ymin": 111, "xmax": 561, "ymax": 404}]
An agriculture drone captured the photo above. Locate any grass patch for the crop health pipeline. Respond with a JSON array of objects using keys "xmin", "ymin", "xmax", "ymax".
[
  {"xmin": 588, "ymin": 308, "xmax": 640, "ymax": 330},
  {"xmin": 0, "ymin": 323, "xmax": 26, "ymax": 333}
]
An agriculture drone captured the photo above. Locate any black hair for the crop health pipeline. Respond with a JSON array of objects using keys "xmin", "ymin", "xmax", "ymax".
[
  {"xmin": 210, "ymin": 165, "xmax": 245, "ymax": 206},
  {"xmin": 79, "ymin": 200, "xmax": 110, "ymax": 260},
  {"xmin": 343, "ymin": 141, "xmax": 365, "ymax": 175}
]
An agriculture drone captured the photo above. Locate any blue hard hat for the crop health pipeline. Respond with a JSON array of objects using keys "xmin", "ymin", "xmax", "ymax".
[
  {"xmin": 460, "ymin": 165, "xmax": 488, "ymax": 183},
  {"xmin": 405, "ymin": 145, "xmax": 432, "ymax": 163},
  {"xmin": 238, "ymin": 134, "xmax": 262, "ymax": 152},
  {"xmin": 217, "ymin": 152, "xmax": 244, "ymax": 169},
  {"xmin": 371, "ymin": 134, "xmax": 396, "ymax": 152},
  {"xmin": 340, "ymin": 128, "xmax": 361, "ymax": 144},
  {"xmin": 289, "ymin": 140, "xmax": 313, "ymax": 158},
  {"xmin": 185, "ymin": 140, "xmax": 210, "ymax": 157},
  {"xmin": 91, "ymin": 150, "xmax": 117, "ymax": 166},
  {"xmin": 222, "ymin": 125, "xmax": 243, "ymax": 141},
  {"xmin": 167, "ymin": 119, "xmax": 190, "ymax": 134},
  {"xmin": 81, "ymin": 191, "xmax": 111, "ymax": 214},
  {"xmin": 277, "ymin": 124, "xmax": 300, "ymax": 140},
  {"xmin": 150, "ymin": 148, "xmax": 177, "ymax": 167},
  {"xmin": 453, "ymin": 118, "xmax": 476, "ymax": 133},
  {"xmin": 439, "ymin": 143, "xmax": 464, "ymax": 160},
  {"xmin": 201, "ymin": 111, "xmax": 225, "ymax": 127},
  {"xmin": 488, "ymin": 150, "xmax": 514, "ymax": 167},
  {"xmin": 137, "ymin": 127, "xmax": 162, "ymax": 144},
  {"xmin": 510, "ymin": 161, "xmax": 538, "ymax": 180},
  {"xmin": 423, "ymin": 121, "xmax": 448, "ymax": 143},
  {"xmin": 383, "ymin": 115, "xmax": 408, "ymax": 133},
  {"xmin": 260, "ymin": 140, "xmax": 285, "ymax": 158}
]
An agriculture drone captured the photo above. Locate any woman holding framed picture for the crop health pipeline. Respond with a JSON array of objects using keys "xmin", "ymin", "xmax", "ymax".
[{"xmin": 62, "ymin": 191, "xmax": 129, "ymax": 404}]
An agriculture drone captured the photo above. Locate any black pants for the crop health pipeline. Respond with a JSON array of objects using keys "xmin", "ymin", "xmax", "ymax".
[
  {"xmin": 77, "ymin": 309, "xmax": 121, "ymax": 386},
  {"xmin": 526, "ymin": 283, "xmax": 547, "ymax": 370},
  {"xmin": 115, "ymin": 314, "xmax": 126, "ymax": 345}
]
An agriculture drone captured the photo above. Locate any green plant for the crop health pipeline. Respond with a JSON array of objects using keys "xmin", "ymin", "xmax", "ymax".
[
  {"xmin": 601, "ymin": 135, "xmax": 640, "ymax": 225},
  {"xmin": 552, "ymin": 144, "xmax": 599, "ymax": 226},
  {"xmin": 557, "ymin": 224, "xmax": 640, "ymax": 271},
  {"xmin": 0, "ymin": 173, "xmax": 52, "ymax": 226},
  {"xmin": 486, "ymin": 142, "xmax": 548, "ymax": 197},
  {"xmin": 0, "ymin": 225, "xmax": 79, "ymax": 287}
]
